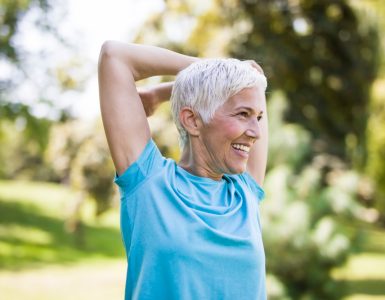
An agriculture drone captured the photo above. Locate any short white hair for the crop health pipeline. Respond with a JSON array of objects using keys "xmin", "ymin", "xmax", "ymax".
[{"xmin": 171, "ymin": 58, "xmax": 267, "ymax": 148}]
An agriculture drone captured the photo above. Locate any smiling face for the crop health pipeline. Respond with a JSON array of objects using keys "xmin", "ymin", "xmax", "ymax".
[{"xmin": 193, "ymin": 86, "xmax": 265, "ymax": 178}]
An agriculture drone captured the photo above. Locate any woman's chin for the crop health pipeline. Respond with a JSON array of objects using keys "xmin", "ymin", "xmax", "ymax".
[{"xmin": 227, "ymin": 164, "xmax": 247, "ymax": 175}]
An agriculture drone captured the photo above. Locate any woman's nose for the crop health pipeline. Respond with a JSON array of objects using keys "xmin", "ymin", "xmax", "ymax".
[{"xmin": 245, "ymin": 117, "xmax": 261, "ymax": 139}]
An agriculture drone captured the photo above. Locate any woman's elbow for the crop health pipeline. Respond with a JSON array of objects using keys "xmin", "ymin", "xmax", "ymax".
[{"xmin": 99, "ymin": 40, "xmax": 119, "ymax": 60}]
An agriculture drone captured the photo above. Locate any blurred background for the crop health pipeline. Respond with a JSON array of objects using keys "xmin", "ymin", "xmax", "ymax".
[{"xmin": 0, "ymin": 0, "xmax": 384, "ymax": 299}]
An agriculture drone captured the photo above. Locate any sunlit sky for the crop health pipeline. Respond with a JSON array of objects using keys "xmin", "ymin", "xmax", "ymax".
[
  {"xmin": 65, "ymin": 0, "xmax": 164, "ymax": 59},
  {"xmin": 64, "ymin": 0, "xmax": 164, "ymax": 119}
]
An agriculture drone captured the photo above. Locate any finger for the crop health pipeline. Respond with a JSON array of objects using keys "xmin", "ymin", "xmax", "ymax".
[{"xmin": 244, "ymin": 60, "xmax": 264, "ymax": 75}]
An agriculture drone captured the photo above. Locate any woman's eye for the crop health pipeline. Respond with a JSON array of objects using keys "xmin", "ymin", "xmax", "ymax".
[
  {"xmin": 257, "ymin": 115, "xmax": 263, "ymax": 121},
  {"xmin": 238, "ymin": 112, "xmax": 249, "ymax": 117}
]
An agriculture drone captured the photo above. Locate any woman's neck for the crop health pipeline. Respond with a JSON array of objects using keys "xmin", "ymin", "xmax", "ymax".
[{"xmin": 178, "ymin": 143, "xmax": 223, "ymax": 181}]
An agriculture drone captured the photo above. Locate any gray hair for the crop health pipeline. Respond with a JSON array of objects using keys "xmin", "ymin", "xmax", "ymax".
[{"xmin": 171, "ymin": 58, "xmax": 267, "ymax": 148}]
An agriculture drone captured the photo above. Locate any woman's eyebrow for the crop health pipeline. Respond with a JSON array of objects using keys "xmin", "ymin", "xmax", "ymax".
[{"xmin": 235, "ymin": 106, "xmax": 264, "ymax": 114}]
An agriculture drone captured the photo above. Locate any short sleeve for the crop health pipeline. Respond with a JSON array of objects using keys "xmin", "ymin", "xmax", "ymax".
[
  {"xmin": 238, "ymin": 172, "xmax": 265, "ymax": 202},
  {"xmin": 114, "ymin": 139, "xmax": 164, "ymax": 194}
]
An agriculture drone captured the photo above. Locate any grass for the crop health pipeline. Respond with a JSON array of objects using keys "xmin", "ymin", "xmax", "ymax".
[
  {"xmin": 337, "ymin": 215, "xmax": 385, "ymax": 299},
  {"xmin": 333, "ymin": 253, "xmax": 385, "ymax": 300},
  {"xmin": 1, "ymin": 180, "xmax": 385, "ymax": 299},
  {"xmin": 332, "ymin": 221, "xmax": 385, "ymax": 300},
  {"xmin": 0, "ymin": 180, "xmax": 124, "ymax": 270},
  {"xmin": 0, "ymin": 259, "xmax": 126, "ymax": 300}
]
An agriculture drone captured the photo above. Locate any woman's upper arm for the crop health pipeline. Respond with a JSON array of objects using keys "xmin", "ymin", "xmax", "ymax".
[{"xmin": 98, "ymin": 41, "xmax": 150, "ymax": 175}]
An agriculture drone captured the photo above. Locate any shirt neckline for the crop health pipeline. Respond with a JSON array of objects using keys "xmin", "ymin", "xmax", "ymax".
[{"xmin": 176, "ymin": 163, "xmax": 225, "ymax": 185}]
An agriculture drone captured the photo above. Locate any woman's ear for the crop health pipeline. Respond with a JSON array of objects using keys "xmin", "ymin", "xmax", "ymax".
[{"xmin": 179, "ymin": 107, "xmax": 202, "ymax": 137}]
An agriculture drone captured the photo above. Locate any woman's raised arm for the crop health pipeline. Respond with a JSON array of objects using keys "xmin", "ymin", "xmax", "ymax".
[{"xmin": 98, "ymin": 41, "xmax": 196, "ymax": 175}]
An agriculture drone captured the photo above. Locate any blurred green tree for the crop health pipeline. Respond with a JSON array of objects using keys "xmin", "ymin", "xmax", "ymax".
[
  {"xmin": 45, "ymin": 120, "xmax": 116, "ymax": 244},
  {"xmin": 0, "ymin": 0, "xmax": 51, "ymax": 61},
  {"xmin": 0, "ymin": 117, "xmax": 53, "ymax": 180},
  {"xmin": 262, "ymin": 92, "xmax": 370, "ymax": 299},
  {"xmin": 0, "ymin": 0, "xmax": 87, "ymax": 179},
  {"xmin": 354, "ymin": 1, "xmax": 385, "ymax": 223},
  {"xmin": 0, "ymin": 0, "xmax": 63, "ymax": 113},
  {"xmin": 46, "ymin": 120, "xmax": 115, "ymax": 207},
  {"xmin": 0, "ymin": 0, "xmax": 56, "ymax": 170},
  {"xmin": 367, "ymin": 78, "xmax": 385, "ymax": 222}
]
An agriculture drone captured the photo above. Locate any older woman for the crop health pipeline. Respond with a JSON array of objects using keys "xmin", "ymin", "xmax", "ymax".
[{"xmin": 98, "ymin": 41, "xmax": 268, "ymax": 300}]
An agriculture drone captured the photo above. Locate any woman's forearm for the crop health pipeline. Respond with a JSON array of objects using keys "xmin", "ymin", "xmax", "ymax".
[
  {"xmin": 151, "ymin": 82, "xmax": 174, "ymax": 103},
  {"xmin": 99, "ymin": 41, "xmax": 198, "ymax": 81},
  {"xmin": 137, "ymin": 82, "xmax": 174, "ymax": 117}
]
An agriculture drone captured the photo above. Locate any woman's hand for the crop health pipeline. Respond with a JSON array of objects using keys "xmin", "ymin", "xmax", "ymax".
[
  {"xmin": 138, "ymin": 88, "xmax": 160, "ymax": 117},
  {"xmin": 242, "ymin": 60, "xmax": 268, "ymax": 187},
  {"xmin": 138, "ymin": 82, "xmax": 174, "ymax": 117},
  {"xmin": 243, "ymin": 60, "xmax": 265, "ymax": 75}
]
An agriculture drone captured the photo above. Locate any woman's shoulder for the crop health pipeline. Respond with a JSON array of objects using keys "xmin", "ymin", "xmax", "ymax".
[
  {"xmin": 226, "ymin": 172, "xmax": 265, "ymax": 201},
  {"xmin": 114, "ymin": 139, "xmax": 170, "ymax": 188}
]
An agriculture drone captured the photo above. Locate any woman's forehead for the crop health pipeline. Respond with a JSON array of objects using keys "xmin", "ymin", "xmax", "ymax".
[{"xmin": 223, "ymin": 88, "xmax": 264, "ymax": 110}]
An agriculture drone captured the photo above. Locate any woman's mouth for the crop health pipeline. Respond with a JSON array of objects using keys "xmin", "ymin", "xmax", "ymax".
[{"xmin": 231, "ymin": 143, "xmax": 250, "ymax": 157}]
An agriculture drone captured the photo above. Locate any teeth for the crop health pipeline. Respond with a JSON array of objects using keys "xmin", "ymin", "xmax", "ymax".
[{"xmin": 232, "ymin": 144, "xmax": 250, "ymax": 153}]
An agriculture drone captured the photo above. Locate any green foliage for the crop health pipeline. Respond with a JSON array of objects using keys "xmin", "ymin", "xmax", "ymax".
[
  {"xmin": 262, "ymin": 93, "xmax": 372, "ymax": 299},
  {"xmin": 266, "ymin": 274, "xmax": 290, "ymax": 300},
  {"xmin": 267, "ymin": 91, "xmax": 312, "ymax": 171},
  {"xmin": 0, "ymin": 0, "xmax": 54, "ymax": 95},
  {"xmin": 134, "ymin": 0, "xmax": 226, "ymax": 56},
  {"xmin": 366, "ymin": 79, "xmax": 385, "ymax": 220},
  {"xmin": 0, "ymin": 0, "xmax": 51, "ymax": 61},
  {"xmin": 45, "ymin": 120, "xmax": 93, "ymax": 182},
  {"xmin": 70, "ymin": 128, "xmax": 115, "ymax": 216},
  {"xmin": 0, "ymin": 0, "xmax": 80, "ymax": 161},
  {"xmin": 0, "ymin": 114, "xmax": 54, "ymax": 180},
  {"xmin": 45, "ymin": 120, "xmax": 116, "ymax": 216},
  {"xmin": 0, "ymin": 0, "xmax": 78, "ymax": 183}
]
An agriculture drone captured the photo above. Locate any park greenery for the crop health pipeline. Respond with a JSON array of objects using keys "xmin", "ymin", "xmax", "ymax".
[{"xmin": 1, "ymin": 0, "xmax": 385, "ymax": 299}]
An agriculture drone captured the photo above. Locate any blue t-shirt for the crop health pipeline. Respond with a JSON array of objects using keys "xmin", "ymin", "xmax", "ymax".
[{"xmin": 115, "ymin": 139, "xmax": 266, "ymax": 300}]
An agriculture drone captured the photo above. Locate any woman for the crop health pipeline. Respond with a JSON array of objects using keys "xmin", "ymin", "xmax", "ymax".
[{"xmin": 98, "ymin": 41, "xmax": 268, "ymax": 300}]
